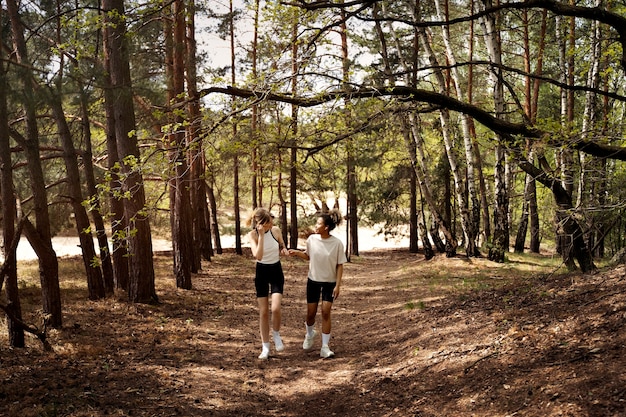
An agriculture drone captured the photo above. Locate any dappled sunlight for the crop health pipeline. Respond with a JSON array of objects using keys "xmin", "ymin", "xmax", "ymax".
[{"xmin": 2, "ymin": 251, "xmax": 624, "ymax": 416}]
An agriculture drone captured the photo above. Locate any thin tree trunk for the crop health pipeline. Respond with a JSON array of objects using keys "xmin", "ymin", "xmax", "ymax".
[
  {"xmin": 168, "ymin": 0, "xmax": 193, "ymax": 288},
  {"xmin": 480, "ymin": 0, "xmax": 509, "ymax": 263},
  {"xmin": 49, "ymin": 93, "xmax": 105, "ymax": 299},
  {"xmin": 78, "ymin": 83, "xmax": 115, "ymax": 293},
  {"xmin": 377, "ymin": 1, "xmax": 457, "ymax": 256},
  {"xmin": 409, "ymin": 163, "xmax": 419, "ymax": 254},
  {"xmin": 102, "ymin": 69, "xmax": 130, "ymax": 290},
  {"xmin": 436, "ymin": 0, "xmax": 480, "ymax": 257},
  {"xmin": 340, "ymin": 6, "xmax": 358, "ymax": 257},
  {"xmin": 517, "ymin": 159, "xmax": 596, "ymax": 272},
  {"xmin": 6, "ymin": 0, "xmax": 62, "ymax": 327},
  {"xmin": 0, "ymin": 24, "xmax": 24, "ymax": 346},
  {"xmin": 555, "ymin": 14, "xmax": 576, "ymax": 269},
  {"xmin": 185, "ymin": 0, "xmax": 212, "ymax": 263},
  {"xmin": 251, "ymin": 0, "xmax": 260, "ymax": 209},
  {"xmin": 206, "ymin": 179, "xmax": 222, "ymax": 254},
  {"xmin": 229, "ymin": 0, "xmax": 243, "ymax": 256},
  {"xmin": 289, "ymin": 19, "xmax": 299, "ymax": 249}
]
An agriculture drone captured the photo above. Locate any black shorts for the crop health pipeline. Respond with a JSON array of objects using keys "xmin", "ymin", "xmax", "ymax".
[
  {"xmin": 306, "ymin": 278, "xmax": 336, "ymax": 304},
  {"xmin": 254, "ymin": 262, "xmax": 285, "ymax": 298}
]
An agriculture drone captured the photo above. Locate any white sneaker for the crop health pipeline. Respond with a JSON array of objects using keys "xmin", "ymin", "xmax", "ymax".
[
  {"xmin": 258, "ymin": 349, "xmax": 269, "ymax": 360},
  {"xmin": 274, "ymin": 336, "xmax": 285, "ymax": 352},
  {"xmin": 302, "ymin": 330, "xmax": 318, "ymax": 350},
  {"xmin": 320, "ymin": 345, "xmax": 334, "ymax": 358}
]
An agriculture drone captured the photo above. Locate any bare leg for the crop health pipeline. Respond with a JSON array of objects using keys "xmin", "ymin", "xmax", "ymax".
[
  {"xmin": 306, "ymin": 302, "xmax": 318, "ymax": 326},
  {"xmin": 257, "ymin": 297, "xmax": 270, "ymax": 343},
  {"xmin": 321, "ymin": 301, "xmax": 333, "ymax": 334},
  {"xmin": 270, "ymin": 293, "xmax": 283, "ymax": 332}
]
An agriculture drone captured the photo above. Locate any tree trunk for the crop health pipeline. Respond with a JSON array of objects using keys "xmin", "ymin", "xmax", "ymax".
[
  {"xmin": 480, "ymin": 0, "xmax": 509, "ymax": 263},
  {"xmin": 78, "ymin": 83, "xmax": 115, "ymax": 293},
  {"xmin": 467, "ymin": 0, "xmax": 491, "ymax": 246},
  {"xmin": 206, "ymin": 179, "xmax": 222, "ymax": 254},
  {"xmin": 436, "ymin": 0, "xmax": 480, "ymax": 257},
  {"xmin": 49, "ymin": 93, "xmax": 105, "ymax": 300},
  {"xmin": 103, "ymin": 0, "xmax": 157, "ymax": 303},
  {"xmin": 185, "ymin": 0, "xmax": 211, "ymax": 264},
  {"xmin": 102, "ymin": 73, "xmax": 130, "ymax": 290},
  {"xmin": 6, "ymin": 0, "xmax": 62, "ymax": 327},
  {"xmin": 409, "ymin": 163, "xmax": 419, "ymax": 254},
  {"xmin": 228, "ymin": 0, "xmax": 243, "ymax": 256},
  {"xmin": 555, "ymin": 14, "xmax": 577, "ymax": 268},
  {"xmin": 375, "ymin": 2, "xmax": 456, "ymax": 256},
  {"xmin": 289, "ymin": 20, "xmax": 299, "ymax": 249},
  {"xmin": 340, "ymin": 8, "xmax": 358, "ymax": 257},
  {"xmin": 251, "ymin": 0, "xmax": 261, "ymax": 209},
  {"xmin": 516, "ymin": 158, "xmax": 596, "ymax": 272},
  {"xmin": 0, "ymin": 28, "xmax": 24, "ymax": 346},
  {"xmin": 168, "ymin": 0, "xmax": 193, "ymax": 288},
  {"xmin": 514, "ymin": 146, "xmax": 536, "ymax": 253}
]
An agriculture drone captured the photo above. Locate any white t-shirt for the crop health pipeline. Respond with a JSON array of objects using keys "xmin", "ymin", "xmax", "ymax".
[{"xmin": 305, "ymin": 234, "xmax": 347, "ymax": 283}]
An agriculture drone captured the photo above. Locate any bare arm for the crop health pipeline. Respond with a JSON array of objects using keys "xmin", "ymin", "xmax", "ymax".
[
  {"xmin": 273, "ymin": 226, "xmax": 290, "ymax": 256},
  {"xmin": 333, "ymin": 264, "xmax": 344, "ymax": 300},
  {"xmin": 288, "ymin": 248, "xmax": 309, "ymax": 260},
  {"xmin": 249, "ymin": 227, "xmax": 264, "ymax": 261}
]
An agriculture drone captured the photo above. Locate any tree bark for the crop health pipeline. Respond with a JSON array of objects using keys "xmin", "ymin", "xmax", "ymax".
[
  {"xmin": 103, "ymin": 0, "xmax": 157, "ymax": 303},
  {"xmin": 289, "ymin": 19, "xmax": 299, "ymax": 249},
  {"xmin": 480, "ymin": 0, "xmax": 509, "ymax": 263},
  {"xmin": 78, "ymin": 83, "xmax": 115, "ymax": 293},
  {"xmin": 6, "ymin": 0, "xmax": 62, "ymax": 327},
  {"xmin": 48, "ymin": 92, "xmax": 105, "ymax": 300},
  {"xmin": 340, "ymin": 6, "xmax": 358, "ymax": 257},
  {"xmin": 0, "ymin": 25, "xmax": 24, "ymax": 346},
  {"xmin": 186, "ymin": 0, "xmax": 212, "ymax": 263},
  {"xmin": 436, "ymin": 0, "xmax": 480, "ymax": 257},
  {"xmin": 168, "ymin": 0, "xmax": 193, "ymax": 288}
]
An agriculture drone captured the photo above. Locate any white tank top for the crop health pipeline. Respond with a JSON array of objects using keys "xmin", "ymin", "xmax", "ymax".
[{"xmin": 258, "ymin": 229, "xmax": 280, "ymax": 264}]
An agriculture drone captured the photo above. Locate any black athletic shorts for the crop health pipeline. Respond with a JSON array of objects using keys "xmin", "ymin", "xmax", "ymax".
[
  {"xmin": 306, "ymin": 278, "xmax": 336, "ymax": 303},
  {"xmin": 254, "ymin": 262, "xmax": 285, "ymax": 297}
]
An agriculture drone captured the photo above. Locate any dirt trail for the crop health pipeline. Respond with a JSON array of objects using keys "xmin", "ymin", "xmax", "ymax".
[{"xmin": 1, "ymin": 250, "xmax": 625, "ymax": 416}]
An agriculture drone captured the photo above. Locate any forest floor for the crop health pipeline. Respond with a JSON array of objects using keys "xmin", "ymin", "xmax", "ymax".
[{"xmin": 1, "ymin": 247, "xmax": 625, "ymax": 416}]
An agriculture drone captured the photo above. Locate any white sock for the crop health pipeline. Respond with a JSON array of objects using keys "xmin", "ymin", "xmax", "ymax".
[
  {"xmin": 306, "ymin": 323, "xmax": 315, "ymax": 337},
  {"xmin": 272, "ymin": 330, "xmax": 282, "ymax": 342},
  {"xmin": 262, "ymin": 342, "xmax": 270, "ymax": 352},
  {"xmin": 322, "ymin": 333, "xmax": 331, "ymax": 347}
]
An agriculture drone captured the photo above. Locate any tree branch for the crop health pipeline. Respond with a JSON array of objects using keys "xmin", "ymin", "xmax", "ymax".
[{"xmin": 198, "ymin": 85, "xmax": 626, "ymax": 161}]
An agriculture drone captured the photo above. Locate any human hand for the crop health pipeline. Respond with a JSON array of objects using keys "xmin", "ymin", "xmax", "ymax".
[{"xmin": 332, "ymin": 286, "xmax": 340, "ymax": 300}]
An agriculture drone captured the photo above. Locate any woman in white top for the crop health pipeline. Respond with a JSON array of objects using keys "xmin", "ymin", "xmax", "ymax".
[
  {"xmin": 247, "ymin": 208, "xmax": 289, "ymax": 360},
  {"xmin": 289, "ymin": 211, "xmax": 347, "ymax": 358}
]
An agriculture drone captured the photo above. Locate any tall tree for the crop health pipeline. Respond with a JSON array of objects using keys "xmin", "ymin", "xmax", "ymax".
[
  {"xmin": 102, "ymin": 0, "xmax": 157, "ymax": 303},
  {"xmin": 229, "ymin": 0, "xmax": 243, "ymax": 255},
  {"xmin": 48, "ymin": 92, "xmax": 105, "ymax": 299},
  {"xmin": 0, "ymin": 7, "xmax": 24, "ymax": 346},
  {"xmin": 340, "ymin": 4, "xmax": 359, "ymax": 257},
  {"xmin": 479, "ymin": 0, "xmax": 510, "ymax": 263},
  {"xmin": 166, "ymin": 0, "xmax": 193, "ymax": 288},
  {"xmin": 6, "ymin": 0, "xmax": 62, "ymax": 327},
  {"xmin": 289, "ymin": 13, "xmax": 300, "ymax": 249},
  {"xmin": 435, "ymin": 0, "xmax": 480, "ymax": 256},
  {"xmin": 186, "ymin": 0, "xmax": 212, "ymax": 263}
]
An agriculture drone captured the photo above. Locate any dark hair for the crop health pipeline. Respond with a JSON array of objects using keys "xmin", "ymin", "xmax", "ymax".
[{"xmin": 319, "ymin": 210, "xmax": 342, "ymax": 231}]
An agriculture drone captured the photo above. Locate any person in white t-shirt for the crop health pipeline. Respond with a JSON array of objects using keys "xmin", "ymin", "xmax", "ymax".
[
  {"xmin": 247, "ymin": 208, "xmax": 289, "ymax": 360},
  {"xmin": 289, "ymin": 211, "xmax": 347, "ymax": 358}
]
